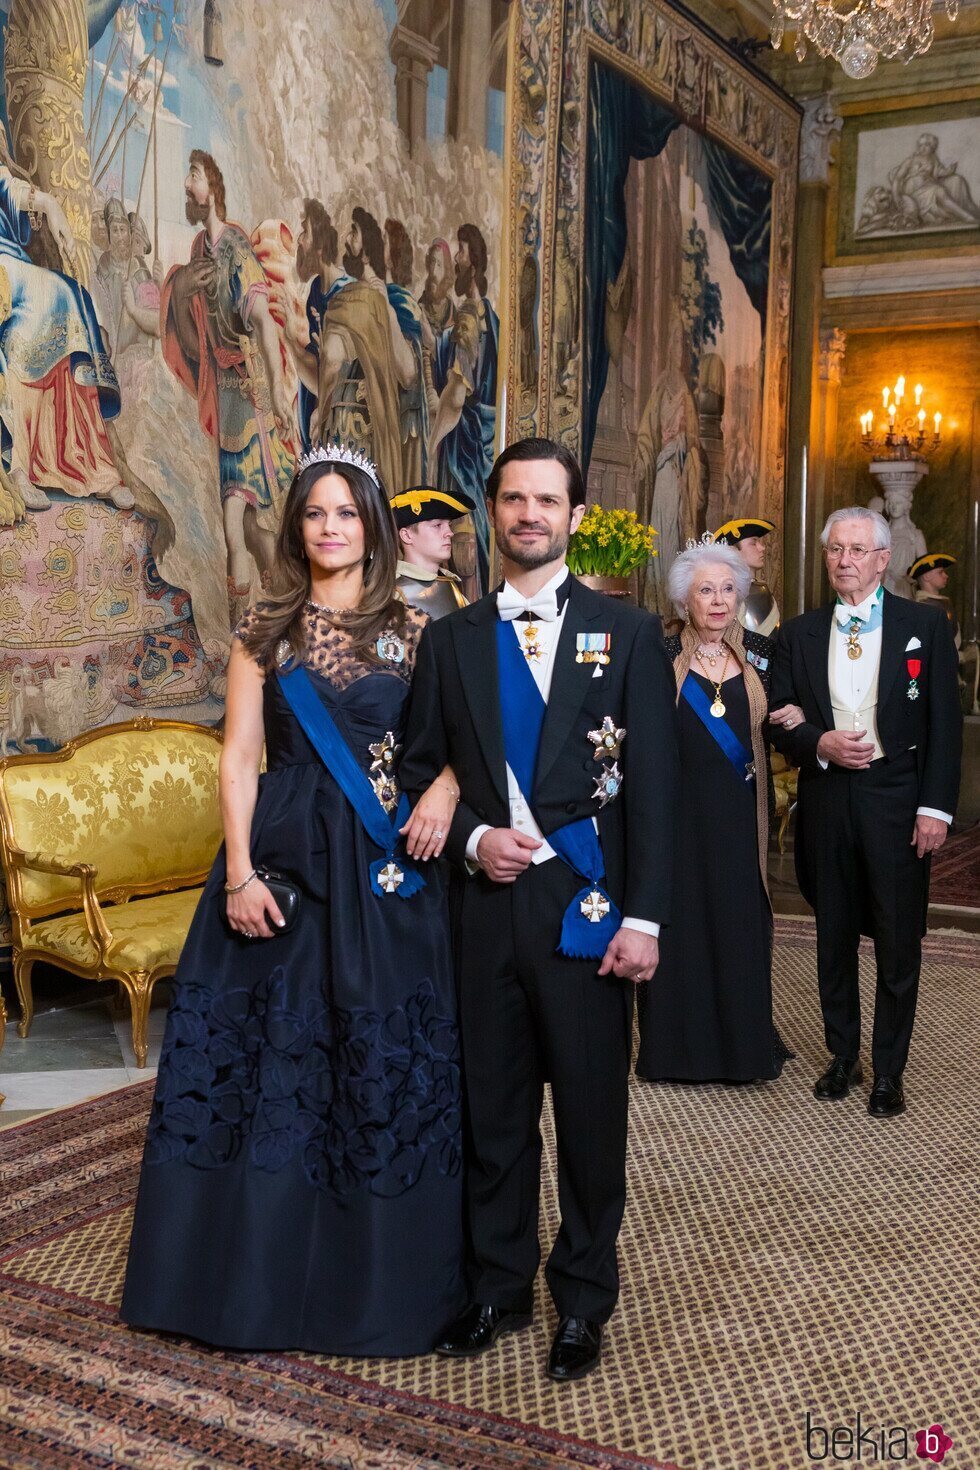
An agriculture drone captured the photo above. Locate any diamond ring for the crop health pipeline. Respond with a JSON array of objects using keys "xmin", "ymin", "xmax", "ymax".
[{"xmin": 434, "ymin": 829, "xmax": 445, "ymax": 839}]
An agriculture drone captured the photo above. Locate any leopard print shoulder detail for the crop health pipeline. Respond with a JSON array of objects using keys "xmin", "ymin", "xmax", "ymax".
[{"xmin": 296, "ymin": 603, "xmax": 428, "ymax": 690}]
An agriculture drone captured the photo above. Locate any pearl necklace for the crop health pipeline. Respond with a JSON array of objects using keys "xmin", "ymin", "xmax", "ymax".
[
  {"xmin": 695, "ymin": 643, "xmax": 726, "ymax": 669},
  {"xmin": 307, "ymin": 598, "xmax": 354, "ymax": 616}
]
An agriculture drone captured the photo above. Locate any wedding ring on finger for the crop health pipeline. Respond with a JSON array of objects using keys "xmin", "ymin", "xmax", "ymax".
[{"xmin": 434, "ymin": 830, "xmax": 445, "ymax": 839}]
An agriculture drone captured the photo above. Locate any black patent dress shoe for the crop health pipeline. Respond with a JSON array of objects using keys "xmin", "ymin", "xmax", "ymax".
[
  {"xmin": 814, "ymin": 1056, "xmax": 863, "ymax": 1100},
  {"xmin": 868, "ymin": 1074, "xmax": 906, "ymax": 1118},
  {"xmin": 546, "ymin": 1316, "xmax": 603, "ymax": 1382},
  {"xmin": 434, "ymin": 1303, "xmax": 533, "ymax": 1357}
]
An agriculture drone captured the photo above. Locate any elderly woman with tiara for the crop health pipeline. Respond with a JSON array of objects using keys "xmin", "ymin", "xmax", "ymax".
[
  {"xmin": 636, "ymin": 535, "xmax": 797, "ymax": 1084},
  {"xmin": 122, "ymin": 445, "xmax": 466, "ymax": 1355}
]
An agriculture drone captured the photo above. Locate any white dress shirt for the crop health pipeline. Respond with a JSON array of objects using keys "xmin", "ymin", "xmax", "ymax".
[
  {"xmin": 465, "ymin": 566, "xmax": 658, "ymax": 937},
  {"xmin": 820, "ymin": 583, "xmax": 952, "ymax": 825}
]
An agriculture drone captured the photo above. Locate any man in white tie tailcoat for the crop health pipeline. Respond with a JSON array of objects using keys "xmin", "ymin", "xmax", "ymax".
[
  {"xmin": 770, "ymin": 507, "xmax": 961, "ymax": 1117},
  {"xmin": 400, "ymin": 438, "xmax": 678, "ymax": 1380}
]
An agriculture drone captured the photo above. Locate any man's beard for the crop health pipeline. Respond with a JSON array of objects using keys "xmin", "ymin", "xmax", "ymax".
[
  {"xmin": 295, "ymin": 242, "xmax": 318, "ymax": 282},
  {"xmin": 422, "ymin": 272, "xmax": 450, "ymax": 304},
  {"xmin": 496, "ymin": 521, "xmax": 570, "ymax": 571},
  {"xmin": 343, "ymin": 251, "xmax": 364, "ymax": 279},
  {"xmin": 454, "ymin": 261, "xmax": 475, "ymax": 297},
  {"xmin": 184, "ymin": 195, "xmax": 209, "ymax": 225}
]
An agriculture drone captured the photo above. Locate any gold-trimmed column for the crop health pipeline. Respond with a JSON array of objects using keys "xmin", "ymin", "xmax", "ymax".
[{"xmin": 810, "ymin": 324, "xmax": 847, "ymax": 604}]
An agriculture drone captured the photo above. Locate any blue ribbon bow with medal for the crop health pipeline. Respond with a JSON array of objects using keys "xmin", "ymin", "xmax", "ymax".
[
  {"xmin": 276, "ymin": 666, "xmax": 425, "ymax": 899},
  {"xmin": 495, "ymin": 620, "xmax": 621, "ymax": 959}
]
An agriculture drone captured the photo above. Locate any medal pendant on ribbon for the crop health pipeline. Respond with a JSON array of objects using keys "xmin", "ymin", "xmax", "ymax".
[
  {"xmin": 710, "ymin": 698, "xmax": 726, "ymax": 718},
  {"xmin": 522, "ymin": 623, "xmax": 544, "ymax": 663},
  {"xmin": 376, "ymin": 860, "xmax": 404, "ymax": 894},
  {"xmin": 847, "ymin": 644, "xmax": 862, "ymax": 661},
  {"xmin": 580, "ymin": 888, "xmax": 611, "ymax": 924},
  {"xmin": 846, "ymin": 620, "xmax": 862, "ymax": 661}
]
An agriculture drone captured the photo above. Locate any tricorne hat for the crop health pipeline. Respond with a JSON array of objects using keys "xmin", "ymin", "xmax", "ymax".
[
  {"xmin": 390, "ymin": 485, "xmax": 475, "ymax": 530},
  {"xmin": 908, "ymin": 552, "xmax": 956, "ymax": 580},
  {"xmin": 712, "ymin": 517, "xmax": 776, "ymax": 545}
]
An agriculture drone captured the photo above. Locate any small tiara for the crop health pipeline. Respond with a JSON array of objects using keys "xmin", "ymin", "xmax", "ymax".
[
  {"xmin": 296, "ymin": 441, "xmax": 380, "ymax": 489},
  {"xmin": 685, "ymin": 531, "xmax": 717, "ymax": 551}
]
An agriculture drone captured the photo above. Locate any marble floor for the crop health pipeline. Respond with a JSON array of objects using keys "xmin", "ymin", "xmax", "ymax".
[{"xmin": 0, "ymin": 984, "xmax": 167, "ymax": 1129}]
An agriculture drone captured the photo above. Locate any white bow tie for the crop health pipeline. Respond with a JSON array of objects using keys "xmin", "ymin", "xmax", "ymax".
[{"xmin": 497, "ymin": 584, "xmax": 560, "ymax": 623}]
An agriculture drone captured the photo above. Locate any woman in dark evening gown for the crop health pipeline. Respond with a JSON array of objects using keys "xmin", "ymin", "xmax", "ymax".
[
  {"xmin": 121, "ymin": 451, "xmax": 465, "ymax": 1355},
  {"xmin": 637, "ymin": 540, "xmax": 794, "ymax": 1084}
]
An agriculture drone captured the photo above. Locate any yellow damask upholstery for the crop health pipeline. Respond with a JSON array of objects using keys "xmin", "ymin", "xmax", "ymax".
[
  {"xmin": 21, "ymin": 889, "xmax": 203, "ymax": 974},
  {"xmin": 0, "ymin": 719, "xmax": 223, "ymax": 1069}
]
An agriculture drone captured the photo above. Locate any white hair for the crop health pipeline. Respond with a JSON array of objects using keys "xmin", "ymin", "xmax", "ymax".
[
  {"xmin": 667, "ymin": 543, "xmax": 752, "ymax": 617},
  {"xmin": 820, "ymin": 506, "xmax": 891, "ymax": 551}
]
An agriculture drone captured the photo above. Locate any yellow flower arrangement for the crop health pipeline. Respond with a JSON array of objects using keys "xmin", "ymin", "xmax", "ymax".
[{"xmin": 567, "ymin": 505, "xmax": 657, "ymax": 578}]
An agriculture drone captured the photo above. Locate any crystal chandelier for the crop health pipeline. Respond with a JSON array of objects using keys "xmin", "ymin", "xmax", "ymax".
[{"xmin": 770, "ymin": 0, "xmax": 960, "ymax": 80}]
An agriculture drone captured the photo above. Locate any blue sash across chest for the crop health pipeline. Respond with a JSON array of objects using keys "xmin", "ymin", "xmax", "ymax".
[
  {"xmin": 495, "ymin": 619, "xmax": 620, "ymax": 959},
  {"xmin": 680, "ymin": 672, "xmax": 755, "ymax": 782},
  {"xmin": 276, "ymin": 666, "xmax": 424, "ymax": 899}
]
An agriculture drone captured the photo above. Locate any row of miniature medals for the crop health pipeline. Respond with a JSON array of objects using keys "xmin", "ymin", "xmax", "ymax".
[{"xmin": 521, "ymin": 621, "xmax": 624, "ymax": 810}]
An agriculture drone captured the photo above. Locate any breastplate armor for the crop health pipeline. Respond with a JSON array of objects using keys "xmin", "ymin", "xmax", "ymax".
[{"xmin": 396, "ymin": 574, "xmax": 462, "ymax": 621}]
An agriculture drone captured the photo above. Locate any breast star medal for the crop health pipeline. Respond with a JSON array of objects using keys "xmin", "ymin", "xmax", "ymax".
[
  {"xmin": 588, "ymin": 716, "xmax": 626, "ymax": 762},
  {"xmin": 846, "ymin": 619, "xmax": 863, "ymax": 661},
  {"xmin": 521, "ymin": 623, "xmax": 544, "ymax": 663},
  {"xmin": 592, "ymin": 762, "xmax": 622, "ymax": 807},
  {"xmin": 368, "ymin": 731, "xmax": 401, "ymax": 814},
  {"xmin": 376, "ymin": 861, "xmax": 404, "ymax": 894},
  {"xmin": 580, "ymin": 889, "xmax": 611, "ymax": 924}
]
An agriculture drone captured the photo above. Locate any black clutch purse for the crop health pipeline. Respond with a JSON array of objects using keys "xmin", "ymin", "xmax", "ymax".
[{"xmin": 223, "ymin": 865, "xmax": 300, "ymax": 935}]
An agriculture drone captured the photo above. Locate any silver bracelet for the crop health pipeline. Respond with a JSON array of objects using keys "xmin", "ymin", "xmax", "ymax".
[{"xmin": 224, "ymin": 868, "xmax": 258, "ymax": 895}]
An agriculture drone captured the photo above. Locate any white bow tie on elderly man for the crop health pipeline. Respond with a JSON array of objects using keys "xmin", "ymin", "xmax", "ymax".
[{"xmin": 496, "ymin": 584, "xmax": 560, "ymax": 623}]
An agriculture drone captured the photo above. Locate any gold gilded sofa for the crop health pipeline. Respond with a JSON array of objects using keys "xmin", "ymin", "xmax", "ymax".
[
  {"xmin": 770, "ymin": 749, "xmax": 799, "ymax": 853},
  {"xmin": 0, "ymin": 718, "xmax": 224, "ymax": 1067}
]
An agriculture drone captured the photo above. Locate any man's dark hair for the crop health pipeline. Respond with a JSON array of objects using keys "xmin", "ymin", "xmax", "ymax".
[
  {"xmin": 458, "ymin": 222, "xmax": 488, "ymax": 296},
  {"xmin": 189, "ymin": 148, "xmax": 226, "ymax": 220},
  {"xmin": 352, "ymin": 207, "xmax": 386, "ymax": 279},
  {"xmin": 384, "ymin": 217, "xmax": 413, "ymax": 287},
  {"xmin": 486, "ymin": 437, "xmax": 586, "ymax": 509},
  {"xmin": 303, "ymin": 198, "xmax": 338, "ymax": 265}
]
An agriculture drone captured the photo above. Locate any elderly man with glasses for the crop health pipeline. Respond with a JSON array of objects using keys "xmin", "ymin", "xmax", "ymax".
[{"xmin": 769, "ymin": 506, "xmax": 961, "ymax": 1118}]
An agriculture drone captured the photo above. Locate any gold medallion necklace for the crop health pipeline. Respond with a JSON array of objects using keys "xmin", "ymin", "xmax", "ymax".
[{"xmin": 695, "ymin": 649, "xmax": 730, "ymax": 718}]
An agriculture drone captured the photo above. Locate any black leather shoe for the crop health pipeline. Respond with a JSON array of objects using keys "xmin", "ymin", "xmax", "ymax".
[
  {"xmin": 868, "ymin": 1074, "xmax": 906, "ymax": 1118},
  {"xmin": 814, "ymin": 1056, "xmax": 863, "ymax": 1100},
  {"xmin": 434, "ymin": 1303, "xmax": 533, "ymax": 1357},
  {"xmin": 546, "ymin": 1316, "xmax": 603, "ymax": 1382}
]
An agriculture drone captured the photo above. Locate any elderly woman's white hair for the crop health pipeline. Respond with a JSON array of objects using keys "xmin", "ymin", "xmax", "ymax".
[
  {"xmin": 667, "ymin": 541, "xmax": 752, "ymax": 618},
  {"xmin": 820, "ymin": 505, "xmax": 891, "ymax": 551}
]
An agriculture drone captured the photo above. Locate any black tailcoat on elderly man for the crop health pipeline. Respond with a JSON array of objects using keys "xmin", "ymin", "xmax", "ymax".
[{"xmin": 769, "ymin": 505, "xmax": 962, "ymax": 1118}]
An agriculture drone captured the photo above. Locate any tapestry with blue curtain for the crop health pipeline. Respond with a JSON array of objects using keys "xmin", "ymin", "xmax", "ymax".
[{"xmin": 583, "ymin": 58, "xmax": 773, "ymax": 475}]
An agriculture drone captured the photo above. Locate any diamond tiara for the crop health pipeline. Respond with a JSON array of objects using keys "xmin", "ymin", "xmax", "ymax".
[
  {"xmin": 296, "ymin": 442, "xmax": 380, "ymax": 489},
  {"xmin": 684, "ymin": 531, "xmax": 717, "ymax": 551}
]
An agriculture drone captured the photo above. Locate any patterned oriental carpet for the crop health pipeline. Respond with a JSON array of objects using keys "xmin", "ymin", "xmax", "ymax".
[
  {"xmin": 929, "ymin": 822, "xmax": 980, "ymax": 909},
  {"xmin": 1, "ymin": 918, "xmax": 977, "ymax": 1470}
]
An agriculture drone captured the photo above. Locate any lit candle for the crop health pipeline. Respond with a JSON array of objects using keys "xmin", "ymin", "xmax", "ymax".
[
  {"xmin": 889, "ymin": 403, "xmax": 897, "ymax": 422},
  {"xmin": 934, "ymin": 411, "xmax": 942, "ymax": 432},
  {"xmin": 914, "ymin": 383, "xmax": 923, "ymax": 405},
  {"xmin": 918, "ymin": 409, "xmax": 926, "ymax": 427},
  {"xmin": 896, "ymin": 375, "xmax": 906, "ymax": 396},
  {"xmin": 882, "ymin": 387, "xmax": 890, "ymax": 408}
]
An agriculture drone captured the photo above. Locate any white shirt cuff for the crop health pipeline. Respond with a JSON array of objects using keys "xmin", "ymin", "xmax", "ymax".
[
  {"xmin": 817, "ymin": 755, "xmax": 829, "ymax": 770},
  {"xmin": 465, "ymin": 824, "xmax": 492, "ymax": 867},
  {"xmin": 621, "ymin": 916, "xmax": 660, "ymax": 938},
  {"xmin": 916, "ymin": 807, "xmax": 952, "ymax": 825}
]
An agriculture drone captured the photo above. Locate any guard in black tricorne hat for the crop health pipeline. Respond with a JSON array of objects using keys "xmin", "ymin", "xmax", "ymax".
[
  {"xmin": 909, "ymin": 552, "xmax": 960, "ymax": 647},
  {"xmin": 391, "ymin": 486, "xmax": 474, "ymax": 620},
  {"xmin": 713, "ymin": 516, "xmax": 779, "ymax": 636}
]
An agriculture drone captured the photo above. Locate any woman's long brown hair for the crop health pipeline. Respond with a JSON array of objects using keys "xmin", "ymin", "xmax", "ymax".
[{"xmin": 238, "ymin": 459, "xmax": 405, "ymax": 667}]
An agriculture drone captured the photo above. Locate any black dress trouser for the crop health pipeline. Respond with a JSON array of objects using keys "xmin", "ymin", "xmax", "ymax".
[
  {"xmin": 455, "ymin": 858, "xmax": 633, "ymax": 1324},
  {"xmin": 799, "ymin": 751, "xmax": 928, "ymax": 1076}
]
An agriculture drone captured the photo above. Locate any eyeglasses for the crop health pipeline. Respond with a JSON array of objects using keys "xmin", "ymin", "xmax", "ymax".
[{"xmin": 825, "ymin": 544, "xmax": 881, "ymax": 561}]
